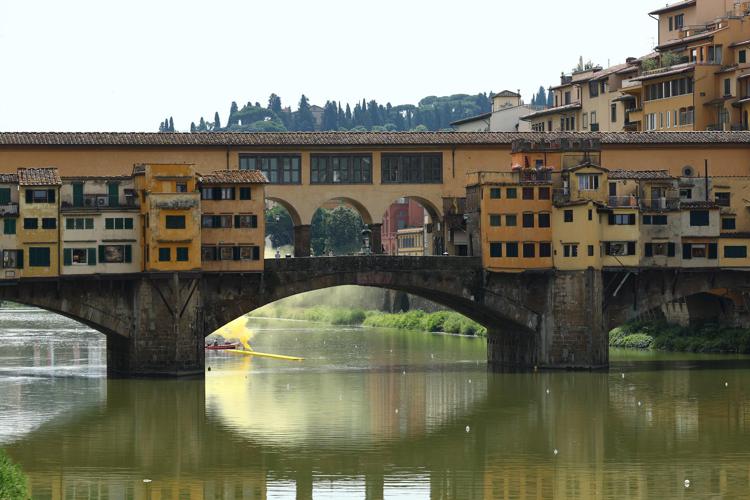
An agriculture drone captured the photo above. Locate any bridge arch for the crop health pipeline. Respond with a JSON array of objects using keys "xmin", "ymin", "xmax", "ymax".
[{"xmin": 267, "ymin": 196, "xmax": 302, "ymax": 226}]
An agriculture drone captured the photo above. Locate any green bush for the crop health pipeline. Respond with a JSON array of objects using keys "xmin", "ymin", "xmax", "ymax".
[
  {"xmin": 610, "ymin": 320, "xmax": 750, "ymax": 353},
  {"xmin": 0, "ymin": 449, "xmax": 28, "ymax": 500}
]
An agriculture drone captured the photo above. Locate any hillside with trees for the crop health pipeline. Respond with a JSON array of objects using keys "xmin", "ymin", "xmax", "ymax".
[{"xmin": 166, "ymin": 93, "xmax": 498, "ymax": 133}]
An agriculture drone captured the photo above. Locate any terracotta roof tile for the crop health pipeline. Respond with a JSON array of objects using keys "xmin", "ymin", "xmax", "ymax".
[
  {"xmin": 1, "ymin": 131, "xmax": 750, "ymax": 148},
  {"xmin": 681, "ymin": 200, "xmax": 719, "ymax": 209},
  {"xmin": 608, "ymin": 169, "xmax": 675, "ymax": 180},
  {"xmin": 17, "ymin": 167, "xmax": 61, "ymax": 186},
  {"xmin": 0, "ymin": 173, "xmax": 18, "ymax": 183},
  {"xmin": 199, "ymin": 170, "xmax": 268, "ymax": 184}
]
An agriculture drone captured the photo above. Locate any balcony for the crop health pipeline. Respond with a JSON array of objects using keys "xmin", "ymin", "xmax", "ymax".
[
  {"xmin": 641, "ymin": 197, "xmax": 681, "ymax": 211},
  {"xmin": 0, "ymin": 203, "xmax": 18, "ymax": 217},
  {"xmin": 61, "ymin": 194, "xmax": 137, "ymax": 211},
  {"xmin": 608, "ymin": 196, "xmax": 639, "ymax": 208}
]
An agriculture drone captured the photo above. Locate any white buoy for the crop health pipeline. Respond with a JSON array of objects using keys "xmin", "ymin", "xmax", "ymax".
[
  {"xmin": 684, "ymin": 479, "xmax": 690, "ymax": 488},
  {"xmin": 468, "ymin": 379, "xmax": 472, "ymax": 384},
  {"xmin": 638, "ymin": 401, "xmax": 642, "ymax": 406},
  {"xmin": 553, "ymin": 449, "xmax": 558, "ymax": 455},
  {"xmin": 402, "ymin": 370, "xmax": 406, "ymax": 375},
  {"xmin": 143, "ymin": 479, "xmax": 152, "ymax": 484},
  {"xmin": 725, "ymin": 382, "xmax": 729, "ymax": 387},
  {"xmin": 621, "ymin": 373, "xmax": 625, "ymax": 379},
  {"xmin": 546, "ymin": 389, "xmax": 550, "ymax": 395},
  {"xmin": 395, "ymin": 408, "xmax": 399, "ymax": 414},
  {"xmin": 465, "ymin": 425, "xmax": 470, "ymax": 433}
]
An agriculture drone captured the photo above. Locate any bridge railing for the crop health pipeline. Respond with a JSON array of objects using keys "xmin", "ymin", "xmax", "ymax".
[{"xmin": 264, "ymin": 255, "xmax": 481, "ymax": 273}]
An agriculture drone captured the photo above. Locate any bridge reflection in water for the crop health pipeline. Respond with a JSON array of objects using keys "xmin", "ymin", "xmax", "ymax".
[{"xmin": 6, "ymin": 353, "xmax": 750, "ymax": 499}]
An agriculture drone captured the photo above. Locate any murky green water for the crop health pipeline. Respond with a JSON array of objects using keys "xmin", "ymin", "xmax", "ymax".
[{"xmin": 2, "ymin": 307, "xmax": 750, "ymax": 499}]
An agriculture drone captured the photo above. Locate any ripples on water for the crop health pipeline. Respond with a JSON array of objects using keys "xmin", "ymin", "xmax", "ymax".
[{"xmin": 2, "ymin": 307, "xmax": 750, "ymax": 499}]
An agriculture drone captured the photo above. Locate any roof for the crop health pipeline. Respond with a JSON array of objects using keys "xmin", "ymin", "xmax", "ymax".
[
  {"xmin": 494, "ymin": 90, "xmax": 521, "ymax": 98},
  {"xmin": 681, "ymin": 200, "xmax": 719, "ymax": 209},
  {"xmin": 608, "ymin": 169, "xmax": 675, "ymax": 180},
  {"xmin": 0, "ymin": 173, "xmax": 18, "ymax": 184},
  {"xmin": 520, "ymin": 103, "xmax": 582, "ymax": 120},
  {"xmin": 17, "ymin": 167, "xmax": 61, "ymax": 186},
  {"xmin": 730, "ymin": 39, "xmax": 750, "ymax": 48},
  {"xmin": 648, "ymin": 0, "xmax": 696, "ymax": 16},
  {"xmin": 199, "ymin": 170, "xmax": 269, "ymax": 184},
  {"xmin": 656, "ymin": 29, "xmax": 719, "ymax": 51},
  {"xmin": 629, "ymin": 63, "xmax": 695, "ymax": 83},
  {"xmin": 589, "ymin": 63, "xmax": 634, "ymax": 81},
  {"xmin": 450, "ymin": 112, "xmax": 492, "ymax": 126},
  {"xmin": 3, "ymin": 131, "xmax": 750, "ymax": 147},
  {"xmin": 564, "ymin": 162, "xmax": 608, "ymax": 173}
]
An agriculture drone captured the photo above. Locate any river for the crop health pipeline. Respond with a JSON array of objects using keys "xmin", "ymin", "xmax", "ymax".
[{"xmin": 2, "ymin": 306, "xmax": 750, "ymax": 499}]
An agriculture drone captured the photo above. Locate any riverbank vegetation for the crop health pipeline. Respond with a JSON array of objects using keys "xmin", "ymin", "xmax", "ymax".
[
  {"xmin": 249, "ymin": 306, "xmax": 487, "ymax": 336},
  {"xmin": 609, "ymin": 321, "xmax": 750, "ymax": 353},
  {"xmin": 0, "ymin": 449, "xmax": 28, "ymax": 500}
]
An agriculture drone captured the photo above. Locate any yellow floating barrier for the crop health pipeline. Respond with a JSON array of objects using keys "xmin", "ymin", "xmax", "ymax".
[{"xmin": 227, "ymin": 349, "xmax": 304, "ymax": 361}]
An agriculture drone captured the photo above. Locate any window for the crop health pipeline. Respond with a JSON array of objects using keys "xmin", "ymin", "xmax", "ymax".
[
  {"xmin": 28, "ymin": 247, "xmax": 50, "ymax": 267},
  {"xmin": 679, "ymin": 107, "xmax": 695, "ymax": 125},
  {"xmin": 564, "ymin": 210, "xmax": 573, "ymax": 223},
  {"xmin": 311, "ymin": 154, "xmax": 373, "ymax": 184},
  {"xmin": 609, "ymin": 213, "xmax": 636, "ymax": 225},
  {"xmin": 588, "ymin": 245, "xmax": 595, "ymax": 257},
  {"xmin": 176, "ymin": 182, "xmax": 188, "ymax": 193},
  {"xmin": 669, "ymin": 16, "xmax": 673, "ymax": 31},
  {"xmin": 200, "ymin": 188, "xmax": 215, "ymax": 200},
  {"xmin": 239, "ymin": 154, "xmax": 301, "ymax": 184},
  {"xmin": 588, "ymin": 81, "xmax": 599, "ymax": 98},
  {"xmin": 41, "ymin": 218, "xmax": 56, "ymax": 230},
  {"xmin": 577, "ymin": 174, "xmax": 599, "ymax": 191},
  {"xmin": 99, "ymin": 245, "xmax": 131, "ymax": 263},
  {"xmin": 708, "ymin": 45, "xmax": 723, "ymax": 64},
  {"xmin": 611, "ymin": 103, "xmax": 617, "ymax": 123},
  {"xmin": 680, "ymin": 188, "xmax": 692, "ymax": 199},
  {"xmin": 675, "ymin": 13, "xmax": 683, "ymax": 29},
  {"xmin": 235, "ymin": 215, "xmax": 258, "ymax": 228},
  {"xmin": 722, "ymin": 218, "xmax": 736, "ymax": 230},
  {"xmin": 158, "ymin": 248, "xmax": 171, "ymax": 262},
  {"xmin": 522, "ymin": 213, "xmax": 535, "ymax": 228},
  {"xmin": 489, "ymin": 188, "xmax": 501, "ymax": 199},
  {"xmin": 741, "ymin": 50, "xmax": 747, "ymax": 64},
  {"xmin": 2, "ymin": 250, "xmax": 22, "ymax": 269},
  {"xmin": 202, "ymin": 215, "xmax": 232, "ymax": 228},
  {"xmin": 538, "ymin": 187, "xmax": 550, "ymax": 200},
  {"xmin": 505, "ymin": 214, "xmax": 517, "ymax": 226},
  {"xmin": 381, "ymin": 153, "xmax": 442, "ymax": 184},
  {"xmin": 25, "ymin": 189, "xmax": 55, "ymax": 204},
  {"xmin": 220, "ymin": 188, "xmax": 235, "ymax": 200},
  {"xmin": 219, "ymin": 246, "xmax": 235, "ymax": 261},
  {"xmin": 489, "ymin": 214, "xmax": 501, "ymax": 227},
  {"xmin": 715, "ymin": 192, "xmax": 730, "ymax": 207},
  {"xmin": 522, "ymin": 187, "xmax": 534, "ymax": 200},
  {"xmin": 104, "ymin": 217, "xmax": 133, "ymax": 230},
  {"xmin": 590, "ymin": 111, "xmax": 597, "ymax": 125},
  {"xmin": 538, "ymin": 212, "xmax": 551, "ymax": 228},
  {"xmin": 724, "ymin": 78, "xmax": 731, "ymax": 97},
  {"xmin": 66, "ymin": 218, "xmax": 94, "ymax": 230},
  {"xmin": 176, "ymin": 247, "xmax": 189, "ymax": 262},
  {"xmin": 64, "ymin": 248, "xmax": 96, "ymax": 266},
  {"xmin": 724, "ymin": 245, "xmax": 747, "ymax": 258},
  {"xmin": 506, "ymin": 242, "xmax": 519, "ymax": 257},
  {"xmin": 489, "ymin": 242, "xmax": 502, "ymax": 258},
  {"xmin": 583, "ymin": 113, "xmax": 589, "ymax": 129},
  {"xmin": 563, "ymin": 244, "xmax": 578, "ymax": 257},
  {"xmin": 588, "ymin": 209, "xmax": 593, "ymax": 221},
  {"xmin": 564, "ymin": 91, "xmax": 571, "ymax": 105},
  {"xmin": 523, "ymin": 243, "xmax": 536, "ymax": 258},
  {"xmin": 540, "ymin": 242, "xmax": 552, "ymax": 258},
  {"xmin": 604, "ymin": 241, "xmax": 636, "ymax": 256},
  {"xmin": 165, "ymin": 215, "xmax": 186, "ymax": 229},
  {"xmin": 23, "ymin": 218, "xmax": 37, "ymax": 230},
  {"xmin": 689, "ymin": 210, "xmax": 710, "ymax": 226},
  {"xmin": 239, "ymin": 187, "xmax": 252, "ymax": 200},
  {"xmin": 644, "ymin": 242, "xmax": 672, "ymax": 257},
  {"xmin": 3, "ymin": 218, "xmax": 16, "ymax": 235},
  {"xmin": 642, "ymin": 214, "xmax": 667, "ymax": 225},
  {"xmin": 683, "ymin": 243, "xmax": 716, "ymax": 259},
  {"xmin": 506, "ymin": 188, "xmax": 517, "ymax": 199},
  {"xmin": 202, "ymin": 246, "xmax": 218, "ymax": 261},
  {"xmin": 239, "ymin": 246, "xmax": 261, "ymax": 261}
]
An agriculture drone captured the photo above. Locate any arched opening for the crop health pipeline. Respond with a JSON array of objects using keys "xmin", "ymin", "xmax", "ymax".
[
  {"xmin": 309, "ymin": 199, "xmax": 370, "ymax": 256},
  {"xmin": 380, "ymin": 196, "xmax": 446, "ymax": 256},
  {"xmin": 265, "ymin": 197, "xmax": 302, "ymax": 257}
]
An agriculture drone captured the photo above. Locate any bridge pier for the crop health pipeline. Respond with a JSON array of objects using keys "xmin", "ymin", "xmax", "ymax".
[
  {"xmin": 294, "ymin": 224, "xmax": 311, "ymax": 257},
  {"xmin": 369, "ymin": 223, "xmax": 383, "ymax": 254},
  {"xmin": 486, "ymin": 269, "xmax": 608, "ymax": 371}
]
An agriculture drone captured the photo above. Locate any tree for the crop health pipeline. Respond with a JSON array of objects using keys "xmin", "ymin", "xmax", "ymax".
[
  {"xmin": 322, "ymin": 101, "xmax": 338, "ymax": 130},
  {"xmin": 168, "ymin": 116, "xmax": 174, "ymax": 132},
  {"xmin": 198, "ymin": 117, "xmax": 206, "ymax": 131},
  {"xmin": 265, "ymin": 205, "xmax": 293, "ymax": 248},
  {"xmin": 214, "ymin": 111, "xmax": 221, "ymax": 130},
  {"xmin": 268, "ymin": 93, "xmax": 282, "ymax": 114},
  {"xmin": 295, "ymin": 94, "xmax": 315, "ymax": 131},
  {"xmin": 327, "ymin": 206, "xmax": 364, "ymax": 255},
  {"xmin": 310, "ymin": 208, "xmax": 331, "ymax": 256},
  {"xmin": 535, "ymin": 86, "xmax": 547, "ymax": 108},
  {"xmin": 0, "ymin": 449, "xmax": 28, "ymax": 500},
  {"xmin": 190, "ymin": 122, "xmax": 196, "ymax": 133},
  {"xmin": 547, "ymin": 91, "xmax": 555, "ymax": 107}
]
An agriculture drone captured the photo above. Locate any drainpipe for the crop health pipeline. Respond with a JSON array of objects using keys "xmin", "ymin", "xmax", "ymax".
[
  {"xmin": 704, "ymin": 159, "xmax": 709, "ymax": 201},
  {"xmin": 226, "ymin": 146, "xmax": 231, "ymax": 170},
  {"xmin": 451, "ymin": 145, "xmax": 456, "ymax": 178}
]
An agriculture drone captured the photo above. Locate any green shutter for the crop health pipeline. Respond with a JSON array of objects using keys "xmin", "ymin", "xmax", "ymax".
[
  {"xmin": 88, "ymin": 248, "xmax": 97, "ymax": 266},
  {"xmin": 73, "ymin": 183, "xmax": 84, "ymax": 207},
  {"xmin": 253, "ymin": 246, "xmax": 260, "ymax": 260},
  {"xmin": 108, "ymin": 182, "xmax": 119, "ymax": 207},
  {"xmin": 63, "ymin": 249, "xmax": 72, "ymax": 266},
  {"xmin": 25, "ymin": 190, "xmax": 32, "ymax": 203},
  {"xmin": 709, "ymin": 243, "xmax": 718, "ymax": 259},
  {"xmin": 645, "ymin": 243, "xmax": 653, "ymax": 257},
  {"xmin": 124, "ymin": 245, "xmax": 132, "ymax": 263},
  {"xmin": 124, "ymin": 218, "xmax": 133, "ymax": 230},
  {"xmin": 234, "ymin": 215, "xmax": 241, "ymax": 228},
  {"xmin": 683, "ymin": 243, "xmax": 692, "ymax": 260},
  {"xmin": 16, "ymin": 250, "xmax": 23, "ymax": 269},
  {"xmin": 99, "ymin": 245, "xmax": 106, "ymax": 263},
  {"xmin": 233, "ymin": 247, "xmax": 240, "ymax": 261},
  {"xmin": 115, "ymin": 218, "xmax": 124, "ymax": 230},
  {"xmin": 3, "ymin": 218, "xmax": 16, "ymax": 235},
  {"xmin": 47, "ymin": 189, "xmax": 55, "ymax": 203},
  {"xmin": 66, "ymin": 218, "xmax": 75, "ymax": 230},
  {"xmin": 251, "ymin": 215, "xmax": 258, "ymax": 228},
  {"xmin": 668, "ymin": 242, "xmax": 676, "ymax": 257},
  {"xmin": 0, "ymin": 188, "xmax": 10, "ymax": 204},
  {"xmin": 105, "ymin": 218, "xmax": 114, "ymax": 230}
]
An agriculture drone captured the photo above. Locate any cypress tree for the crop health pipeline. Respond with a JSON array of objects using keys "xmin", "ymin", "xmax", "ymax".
[
  {"xmin": 168, "ymin": 116, "xmax": 174, "ymax": 132},
  {"xmin": 214, "ymin": 111, "xmax": 221, "ymax": 130},
  {"xmin": 295, "ymin": 94, "xmax": 315, "ymax": 131},
  {"xmin": 199, "ymin": 117, "xmax": 206, "ymax": 131},
  {"xmin": 190, "ymin": 122, "xmax": 196, "ymax": 133}
]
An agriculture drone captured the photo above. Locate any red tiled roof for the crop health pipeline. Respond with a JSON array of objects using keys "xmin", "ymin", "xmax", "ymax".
[
  {"xmin": 0, "ymin": 173, "xmax": 18, "ymax": 183},
  {"xmin": 681, "ymin": 200, "xmax": 719, "ymax": 209},
  {"xmin": 2, "ymin": 131, "xmax": 750, "ymax": 147},
  {"xmin": 520, "ymin": 103, "xmax": 582, "ymax": 120},
  {"xmin": 608, "ymin": 169, "xmax": 675, "ymax": 180},
  {"xmin": 649, "ymin": 0, "xmax": 696, "ymax": 16},
  {"xmin": 17, "ymin": 167, "xmax": 62, "ymax": 186},
  {"xmin": 199, "ymin": 170, "xmax": 268, "ymax": 184}
]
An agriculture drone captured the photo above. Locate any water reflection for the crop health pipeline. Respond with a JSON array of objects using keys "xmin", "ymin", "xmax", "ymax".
[{"xmin": 3, "ymin": 311, "xmax": 750, "ymax": 498}]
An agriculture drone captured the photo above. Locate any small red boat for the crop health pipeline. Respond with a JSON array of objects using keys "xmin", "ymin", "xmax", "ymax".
[{"xmin": 205, "ymin": 343, "xmax": 239, "ymax": 350}]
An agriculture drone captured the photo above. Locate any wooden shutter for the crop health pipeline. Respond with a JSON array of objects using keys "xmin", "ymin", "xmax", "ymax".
[
  {"xmin": 25, "ymin": 189, "xmax": 32, "ymax": 203},
  {"xmin": 124, "ymin": 218, "xmax": 133, "ymax": 230},
  {"xmin": 124, "ymin": 245, "xmax": 132, "ymax": 263},
  {"xmin": 608, "ymin": 214, "xmax": 615, "ymax": 225},
  {"xmin": 683, "ymin": 243, "xmax": 692, "ymax": 260},
  {"xmin": 629, "ymin": 214, "xmax": 636, "ymax": 225},
  {"xmin": 644, "ymin": 243, "xmax": 653, "ymax": 257},
  {"xmin": 234, "ymin": 215, "xmax": 241, "ymax": 228},
  {"xmin": 627, "ymin": 242, "xmax": 636, "ymax": 255},
  {"xmin": 253, "ymin": 246, "xmax": 260, "ymax": 260},
  {"xmin": 0, "ymin": 188, "xmax": 10, "ymax": 204},
  {"xmin": 232, "ymin": 247, "xmax": 241, "ymax": 261},
  {"xmin": 47, "ymin": 189, "xmax": 55, "ymax": 203},
  {"xmin": 99, "ymin": 245, "xmax": 106, "ymax": 263},
  {"xmin": 251, "ymin": 215, "xmax": 258, "ymax": 228},
  {"xmin": 63, "ymin": 248, "xmax": 72, "ymax": 266},
  {"xmin": 668, "ymin": 242, "xmax": 676, "ymax": 257},
  {"xmin": 88, "ymin": 248, "xmax": 97, "ymax": 266},
  {"xmin": 708, "ymin": 243, "xmax": 718, "ymax": 259}
]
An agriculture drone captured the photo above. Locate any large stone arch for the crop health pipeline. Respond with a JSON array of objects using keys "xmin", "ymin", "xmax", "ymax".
[{"xmin": 267, "ymin": 196, "xmax": 302, "ymax": 226}]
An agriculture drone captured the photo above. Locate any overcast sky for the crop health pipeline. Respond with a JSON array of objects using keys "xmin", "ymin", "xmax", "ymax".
[{"xmin": 0, "ymin": 0, "xmax": 659, "ymax": 132}]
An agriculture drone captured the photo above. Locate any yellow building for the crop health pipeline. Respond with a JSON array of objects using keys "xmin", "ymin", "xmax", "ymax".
[
  {"xmin": 0, "ymin": 173, "xmax": 21, "ymax": 279},
  {"xmin": 396, "ymin": 227, "xmax": 426, "ymax": 256},
  {"xmin": 133, "ymin": 163, "xmax": 201, "ymax": 272},
  {"xmin": 17, "ymin": 168, "xmax": 61, "ymax": 278},
  {"xmin": 198, "ymin": 170, "xmax": 267, "ymax": 272}
]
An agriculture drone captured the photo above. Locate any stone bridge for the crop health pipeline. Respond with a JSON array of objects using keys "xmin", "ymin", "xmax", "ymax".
[{"xmin": 0, "ymin": 257, "xmax": 748, "ymax": 377}]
